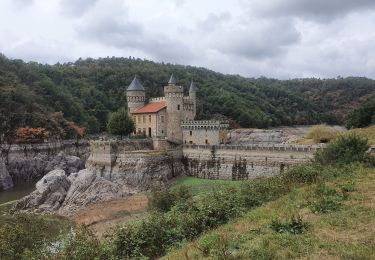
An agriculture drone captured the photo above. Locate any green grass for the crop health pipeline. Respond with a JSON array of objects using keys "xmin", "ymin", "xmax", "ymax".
[
  {"xmin": 170, "ymin": 176, "xmax": 244, "ymax": 194},
  {"xmin": 164, "ymin": 167, "xmax": 375, "ymax": 259}
]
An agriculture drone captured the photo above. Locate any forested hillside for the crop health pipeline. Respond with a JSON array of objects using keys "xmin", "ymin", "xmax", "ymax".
[{"xmin": 1, "ymin": 54, "xmax": 374, "ymax": 138}]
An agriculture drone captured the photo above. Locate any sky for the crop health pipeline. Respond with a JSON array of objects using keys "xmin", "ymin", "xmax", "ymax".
[{"xmin": 1, "ymin": 0, "xmax": 375, "ymax": 79}]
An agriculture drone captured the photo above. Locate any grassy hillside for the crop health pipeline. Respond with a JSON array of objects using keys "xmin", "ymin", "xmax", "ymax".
[
  {"xmin": 165, "ymin": 167, "xmax": 375, "ymax": 259},
  {"xmin": 1, "ymin": 54, "xmax": 374, "ymax": 137}
]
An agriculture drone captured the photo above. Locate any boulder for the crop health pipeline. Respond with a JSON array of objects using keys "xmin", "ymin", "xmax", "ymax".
[
  {"xmin": 45, "ymin": 152, "xmax": 85, "ymax": 175},
  {"xmin": 59, "ymin": 169, "xmax": 128, "ymax": 215},
  {"xmin": 14, "ymin": 169, "xmax": 70, "ymax": 212},
  {"xmin": 0, "ymin": 159, "xmax": 13, "ymax": 190}
]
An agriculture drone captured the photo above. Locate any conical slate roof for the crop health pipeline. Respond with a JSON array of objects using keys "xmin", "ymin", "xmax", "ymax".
[
  {"xmin": 189, "ymin": 81, "xmax": 197, "ymax": 92},
  {"xmin": 168, "ymin": 73, "xmax": 177, "ymax": 85},
  {"xmin": 127, "ymin": 76, "xmax": 145, "ymax": 91}
]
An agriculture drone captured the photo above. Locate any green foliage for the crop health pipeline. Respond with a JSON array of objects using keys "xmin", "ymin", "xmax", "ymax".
[
  {"xmin": 282, "ymin": 165, "xmax": 320, "ymax": 185},
  {"xmin": 270, "ymin": 215, "xmax": 308, "ymax": 234},
  {"xmin": 148, "ymin": 185, "xmax": 191, "ymax": 212},
  {"xmin": 306, "ymin": 124, "xmax": 339, "ymax": 143},
  {"xmin": 0, "ymin": 213, "xmax": 71, "ymax": 260},
  {"xmin": 107, "ymin": 108, "xmax": 134, "ymax": 137},
  {"xmin": 346, "ymin": 99, "xmax": 375, "ymax": 128},
  {"xmin": 1, "ymin": 55, "xmax": 374, "ymax": 136},
  {"xmin": 239, "ymin": 177, "xmax": 290, "ymax": 208},
  {"xmin": 308, "ymin": 183, "xmax": 344, "ymax": 213},
  {"xmin": 196, "ymin": 233, "xmax": 236, "ymax": 259},
  {"xmin": 60, "ymin": 227, "xmax": 110, "ymax": 260},
  {"xmin": 315, "ymin": 133, "xmax": 372, "ymax": 165}
]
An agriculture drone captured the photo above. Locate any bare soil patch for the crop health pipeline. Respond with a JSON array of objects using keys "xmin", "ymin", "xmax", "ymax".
[{"xmin": 71, "ymin": 194, "xmax": 148, "ymax": 238}]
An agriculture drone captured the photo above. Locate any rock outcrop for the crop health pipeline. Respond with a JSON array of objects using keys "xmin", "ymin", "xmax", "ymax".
[
  {"xmin": 14, "ymin": 169, "xmax": 70, "ymax": 212},
  {"xmin": 2, "ymin": 140, "xmax": 89, "ymax": 187},
  {"xmin": 14, "ymin": 141, "xmax": 185, "ymax": 215},
  {"xmin": 0, "ymin": 159, "xmax": 13, "ymax": 190}
]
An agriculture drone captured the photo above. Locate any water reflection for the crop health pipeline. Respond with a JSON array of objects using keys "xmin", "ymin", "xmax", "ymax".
[{"xmin": 0, "ymin": 182, "xmax": 35, "ymax": 204}]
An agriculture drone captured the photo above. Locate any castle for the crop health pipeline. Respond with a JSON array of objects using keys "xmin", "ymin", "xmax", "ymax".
[{"xmin": 126, "ymin": 74, "xmax": 228, "ymax": 145}]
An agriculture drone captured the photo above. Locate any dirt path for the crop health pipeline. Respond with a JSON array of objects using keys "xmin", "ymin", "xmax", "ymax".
[{"xmin": 71, "ymin": 194, "xmax": 149, "ymax": 238}]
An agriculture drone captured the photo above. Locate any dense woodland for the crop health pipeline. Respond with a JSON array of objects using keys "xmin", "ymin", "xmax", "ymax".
[{"xmin": 1, "ymin": 54, "xmax": 374, "ymax": 139}]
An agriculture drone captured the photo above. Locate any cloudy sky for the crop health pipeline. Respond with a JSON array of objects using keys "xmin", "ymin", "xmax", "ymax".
[{"xmin": 1, "ymin": 0, "xmax": 375, "ymax": 79}]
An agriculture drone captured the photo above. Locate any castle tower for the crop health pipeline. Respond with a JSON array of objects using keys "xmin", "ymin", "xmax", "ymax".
[
  {"xmin": 189, "ymin": 81, "xmax": 197, "ymax": 119},
  {"xmin": 126, "ymin": 76, "xmax": 145, "ymax": 114},
  {"xmin": 164, "ymin": 74, "xmax": 184, "ymax": 144}
]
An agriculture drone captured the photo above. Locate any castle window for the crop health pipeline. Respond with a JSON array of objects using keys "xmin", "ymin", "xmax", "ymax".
[
  {"xmin": 149, "ymin": 115, "xmax": 151, "ymax": 123},
  {"xmin": 138, "ymin": 116, "xmax": 141, "ymax": 123},
  {"xmin": 177, "ymin": 104, "xmax": 180, "ymax": 110},
  {"xmin": 143, "ymin": 115, "xmax": 146, "ymax": 123},
  {"xmin": 189, "ymin": 130, "xmax": 192, "ymax": 136},
  {"xmin": 161, "ymin": 130, "xmax": 164, "ymax": 134},
  {"xmin": 205, "ymin": 139, "xmax": 208, "ymax": 144},
  {"xmin": 161, "ymin": 116, "xmax": 164, "ymax": 123}
]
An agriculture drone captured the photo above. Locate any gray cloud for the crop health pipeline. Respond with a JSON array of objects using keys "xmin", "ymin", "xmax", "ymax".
[
  {"xmin": 12, "ymin": 0, "xmax": 34, "ymax": 9},
  {"xmin": 215, "ymin": 18, "xmax": 301, "ymax": 59},
  {"xmin": 60, "ymin": 0, "xmax": 99, "ymax": 16},
  {"xmin": 76, "ymin": 2, "xmax": 194, "ymax": 63},
  {"xmin": 255, "ymin": 0, "xmax": 375, "ymax": 22},
  {"xmin": 1, "ymin": 0, "xmax": 375, "ymax": 79},
  {"xmin": 198, "ymin": 12, "xmax": 231, "ymax": 31}
]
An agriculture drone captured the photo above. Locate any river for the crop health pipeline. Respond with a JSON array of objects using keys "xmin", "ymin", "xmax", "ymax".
[{"xmin": 0, "ymin": 182, "xmax": 35, "ymax": 204}]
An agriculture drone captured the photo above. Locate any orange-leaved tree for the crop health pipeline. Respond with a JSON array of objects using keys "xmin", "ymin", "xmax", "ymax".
[{"xmin": 15, "ymin": 127, "xmax": 49, "ymax": 143}]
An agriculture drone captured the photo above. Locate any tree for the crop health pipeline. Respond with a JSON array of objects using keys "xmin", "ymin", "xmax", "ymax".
[{"xmin": 107, "ymin": 108, "xmax": 135, "ymax": 138}]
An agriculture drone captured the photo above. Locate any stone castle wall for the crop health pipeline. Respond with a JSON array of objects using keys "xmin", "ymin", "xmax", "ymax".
[{"xmin": 182, "ymin": 144, "xmax": 322, "ymax": 180}]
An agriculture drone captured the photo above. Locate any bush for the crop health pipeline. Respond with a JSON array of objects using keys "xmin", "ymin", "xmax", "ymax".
[
  {"xmin": 315, "ymin": 133, "xmax": 371, "ymax": 165},
  {"xmin": 60, "ymin": 227, "xmax": 109, "ymax": 260},
  {"xmin": 282, "ymin": 165, "xmax": 321, "ymax": 185},
  {"xmin": 240, "ymin": 177, "xmax": 289, "ymax": 208},
  {"xmin": 306, "ymin": 124, "xmax": 339, "ymax": 143},
  {"xmin": 148, "ymin": 185, "xmax": 191, "ymax": 212},
  {"xmin": 270, "ymin": 215, "xmax": 308, "ymax": 234}
]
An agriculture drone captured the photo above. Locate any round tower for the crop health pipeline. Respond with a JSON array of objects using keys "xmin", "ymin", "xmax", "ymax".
[
  {"xmin": 164, "ymin": 73, "xmax": 184, "ymax": 144},
  {"xmin": 126, "ymin": 76, "xmax": 145, "ymax": 114},
  {"xmin": 189, "ymin": 81, "xmax": 197, "ymax": 119}
]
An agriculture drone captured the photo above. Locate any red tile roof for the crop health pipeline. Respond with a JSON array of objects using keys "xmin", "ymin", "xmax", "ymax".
[{"xmin": 132, "ymin": 102, "xmax": 166, "ymax": 114}]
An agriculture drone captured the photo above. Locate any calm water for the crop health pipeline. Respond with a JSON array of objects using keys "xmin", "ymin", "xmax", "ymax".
[{"xmin": 0, "ymin": 182, "xmax": 36, "ymax": 204}]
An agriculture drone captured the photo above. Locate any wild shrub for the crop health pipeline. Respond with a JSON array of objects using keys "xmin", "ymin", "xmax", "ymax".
[
  {"xmin": 240, "ymin": 177, "xmax": 289, "ymax": 208},
  {"xmin": 148, "ymin": 185, "xmax": 191, "ymax": 212},
  {"xmin": 0, "ymin": 214, "xmax": 58, "ymax": 259},
  {"xmin": 270, "ymin": 215, "xmax": 308, "ymax": 235},
  {"xmin": 195, "ymin": 233, "xmax": 236, "ymax": 259},
  {"xmin": 315, "ymin": 133, "xmax": 372, "ymax": 165},
  {"xmin": 59, "ymin": 226, "xmax": 109, "ymax": 260},
  {"xmin": 110, "ymin": 213, "xmax": 184, "ymax": 259},
  {"xmin": 306, "ymin": 124, "xmax": 339, "ymax": 143},
  {"xmin": 281, "ymin": 164, "xmax": 320, "ymax": 185}
]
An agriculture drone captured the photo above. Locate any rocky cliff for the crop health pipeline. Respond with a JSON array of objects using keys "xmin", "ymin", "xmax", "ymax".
[
  {"xmin": 14, "ymin": 139, "xmax": 185, "ymax": 215},
  {"xmin": 0, "ymin": 159, "xmax": 13, "ymax": 190},
  {"xmin": 0, "ymin": 140, "xmax": 89, "ymax": 191}
]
